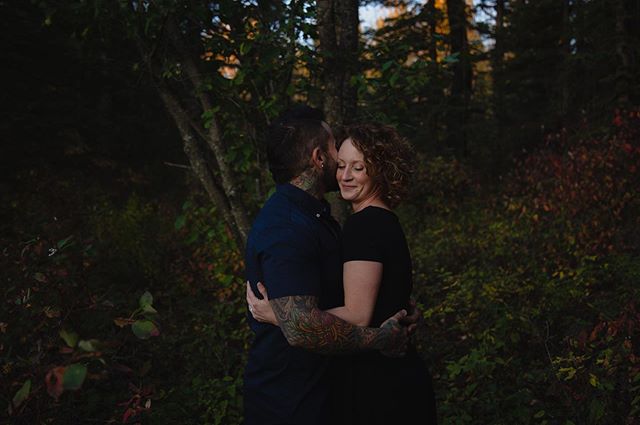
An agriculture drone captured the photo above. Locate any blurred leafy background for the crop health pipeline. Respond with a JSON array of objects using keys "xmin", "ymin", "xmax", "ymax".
[{"xmin": 1, "ymin": 0, "xmax": 639, "ymax": 424}]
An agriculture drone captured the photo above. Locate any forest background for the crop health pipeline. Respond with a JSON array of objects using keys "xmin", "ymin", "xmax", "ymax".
[{"xmin": 1, "ymin": 0, "xmax": 640, "ymax": 424}]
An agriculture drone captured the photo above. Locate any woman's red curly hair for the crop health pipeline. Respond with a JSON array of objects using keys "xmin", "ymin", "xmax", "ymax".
[{"xmin": 340, "ymin": 123, "xmax": 416, "ymax": 209}]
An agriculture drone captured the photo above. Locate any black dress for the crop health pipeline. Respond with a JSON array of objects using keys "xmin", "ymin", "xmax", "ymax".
[{"xmin": 331, "ymin": 206, "xmax": 438, "ymax": 425}]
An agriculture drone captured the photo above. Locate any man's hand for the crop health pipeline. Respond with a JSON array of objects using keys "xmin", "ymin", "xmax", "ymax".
[
  {"xmin": 379, "ymin": 309, "xmax": 409, "ymax": 358},
  {"xmin": 401, "ymin": 298, "xmax": 423, "ymax": 336}
]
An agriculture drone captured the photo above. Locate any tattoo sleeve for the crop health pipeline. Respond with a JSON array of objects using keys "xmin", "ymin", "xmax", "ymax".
[{"xmin": 270, "ymin": 295, "xmax": 401, "ymax": 354}]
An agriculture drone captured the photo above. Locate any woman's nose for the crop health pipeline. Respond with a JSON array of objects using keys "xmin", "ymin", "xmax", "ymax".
[{"xmin": 341, "ymin": 168, "xmax": 352, "ymax": 180}]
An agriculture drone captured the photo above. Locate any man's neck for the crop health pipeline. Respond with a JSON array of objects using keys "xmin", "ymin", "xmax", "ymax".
[{"xmin": 290, "ymin": 169, "xmax": 324, "ymax": 200}]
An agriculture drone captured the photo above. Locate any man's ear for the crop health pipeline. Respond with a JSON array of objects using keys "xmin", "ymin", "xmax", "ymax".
[{"xmin": 311, "ymin": 146, "xmax": 324, "ymax": 169}]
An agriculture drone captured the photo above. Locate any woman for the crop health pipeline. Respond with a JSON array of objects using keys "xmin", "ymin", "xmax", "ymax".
[{"xmin": 247, "ymin": 123, "xmax": 437, "ymax": 425}]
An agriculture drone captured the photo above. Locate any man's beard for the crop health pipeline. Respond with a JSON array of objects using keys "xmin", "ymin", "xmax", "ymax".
[{"xmin": 321, "ymin": 158, "xmax": 339, "ymax": 192}]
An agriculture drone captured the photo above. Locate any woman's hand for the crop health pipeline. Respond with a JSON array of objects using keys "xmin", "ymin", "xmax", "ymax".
[{"xmin": 246, "ymin": 281, "xmax": 279, "ymax": 326}]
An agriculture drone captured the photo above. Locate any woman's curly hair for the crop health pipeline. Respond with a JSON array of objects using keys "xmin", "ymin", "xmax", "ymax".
[{"xmin": 340, "ymin": 123, "xmax": 416, "ymax": 209}]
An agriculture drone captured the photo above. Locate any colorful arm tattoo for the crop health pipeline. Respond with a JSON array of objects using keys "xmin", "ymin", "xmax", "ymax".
[{"xmin": 270, "ymin": 295, "xmax": 407, "ymax": 355}]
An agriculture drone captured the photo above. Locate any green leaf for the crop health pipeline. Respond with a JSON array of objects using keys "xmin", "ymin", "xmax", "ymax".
[
  {"xmin": 389, "ymin": 72, "xmax": 400, "ymax": 87},
  {"xmin": 142, "ymin": 304, "xmax": 158, "ymax": 315},
  {"xmin": 12, "ymin": 379, "xmax": 31, "ymax": 409},
  {"xmin": 443, "ymin": 52, "xmax": 460, "ymax": 64},
  {"xmin": 589, "ymin": 398, "xmax": 605, "ymax": 422},
  {"xmin": 59, "ymin": 329, "xmax": 79, "ymax": 348},
  {"xmin": 186, "ymin": 231, "xmax": 199, "ymax": 245},
  {"xmin": 534, "ymin": 410, "xmax": 545, "ymax": 418},
  {"xmin": 589, "ymin": 373, "xmax": 598, "ymax": 387},
  {"xmin": 174, "ymin": 214, "xmax": 187, "ymax": 230},
  {"xmin": 57, "ymin": 235, "xmax": 74, "ymax": 249},
  {"xmin": 239, "ymin": 42, "xmax": 251, "ymax": 55},
  {"xmin": 78, "ymin": 339, "xmax": 98, "ymax": 352},
  {"xmin": 139, "ymin": 291, "xmax": 153, "ymax": 308},
  {"xmin": 234, "ymin": 71, "xmax": 245, "ymax": 85},
  {"xmin": 132, "ymin": 320, "xmax": 159, "ymax": 339},
  {"xmin": 62, "ymin": 364, "xmax": 87, "ymax": 391}
]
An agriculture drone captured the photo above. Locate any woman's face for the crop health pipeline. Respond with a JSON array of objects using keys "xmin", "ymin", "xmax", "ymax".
[{"xmin": 337, "ymin": 138, "xmax": 377, "ymax": 207}]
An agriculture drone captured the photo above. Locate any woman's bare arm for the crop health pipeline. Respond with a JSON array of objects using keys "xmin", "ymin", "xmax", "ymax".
[{"xmin": 325, "ymin": 260, "xmax": 382, "ymax": 326}]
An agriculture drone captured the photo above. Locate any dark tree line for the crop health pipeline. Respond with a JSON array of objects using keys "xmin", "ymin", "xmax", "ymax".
[{"xmin": 2, "ymin": 0, "xmax": 639, "ymax": 246}]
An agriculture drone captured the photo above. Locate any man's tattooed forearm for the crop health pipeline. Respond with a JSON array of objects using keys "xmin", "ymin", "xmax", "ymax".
[{"xmin": 271, "ymin": 296, "xmax": 402, "ymax": 354}]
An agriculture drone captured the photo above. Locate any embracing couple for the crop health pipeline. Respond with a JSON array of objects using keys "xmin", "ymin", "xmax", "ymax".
[{"xmin": 243, "ymin": 105, "xmax": 438, "ymax": 425}]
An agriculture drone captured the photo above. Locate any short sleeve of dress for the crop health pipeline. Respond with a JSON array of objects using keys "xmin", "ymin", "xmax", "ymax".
[{"xmin": 342, "ymin": 210, "xmax": 385, "ymax": 263}]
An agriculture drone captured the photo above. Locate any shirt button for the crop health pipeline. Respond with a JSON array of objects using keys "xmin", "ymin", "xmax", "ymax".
[{"xmin": 316, "ymin": 213, "xmax": 320, "ymax": 218}]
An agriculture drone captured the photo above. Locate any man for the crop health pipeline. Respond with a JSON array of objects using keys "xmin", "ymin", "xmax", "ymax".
[{"xmin": 243, "ymin": 105, "xmax": 413, "ymax": 425}]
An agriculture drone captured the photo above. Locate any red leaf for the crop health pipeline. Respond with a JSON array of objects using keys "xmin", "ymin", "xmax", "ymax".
[
  {"xmin": 613, "ymin": 114, "xmax": 623, "ymax": 127},
  {"xmin": 122, "ymin": 407, "xmax": 136, "ymax": 423},
  {"xmin": 45, "ymin": 366, "xmax": 66, "ymax": 400},
  {"xmin": 114, "ymin": 318, "xmax": 136, "ymax": 328}
]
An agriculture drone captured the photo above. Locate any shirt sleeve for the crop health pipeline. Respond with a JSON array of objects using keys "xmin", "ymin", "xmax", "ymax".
[
  {"xmin": 341, "ymin": 212, "xmax": 385, "ymax": 263},
  {"xmin": 259, "ymin": 226, "xmax": 323, "ymax": 300}
]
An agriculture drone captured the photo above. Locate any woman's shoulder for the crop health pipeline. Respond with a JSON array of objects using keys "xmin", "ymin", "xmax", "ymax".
[
  {"xmin": 346, "ymin": 205, "xmax": 397, "ymax": 224},
  {"xmin": 343, "ymin": 206, "xmax": 399, "ymax": 235}
]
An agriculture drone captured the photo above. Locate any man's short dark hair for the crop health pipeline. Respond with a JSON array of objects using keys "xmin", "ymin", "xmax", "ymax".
[{"xmin": 266, "ymin": 105, "xmax": 331, "ymax": 184}]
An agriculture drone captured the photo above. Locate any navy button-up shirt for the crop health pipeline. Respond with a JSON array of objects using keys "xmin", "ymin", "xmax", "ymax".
[{"xmin": 243, "ymin": 183, "xmax": 343, "ymax": 425}]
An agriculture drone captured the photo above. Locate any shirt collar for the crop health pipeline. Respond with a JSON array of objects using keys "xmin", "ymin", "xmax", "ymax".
[{"xmin": 277, "ymin": 183, "xmax": 332, "ymax": 219}]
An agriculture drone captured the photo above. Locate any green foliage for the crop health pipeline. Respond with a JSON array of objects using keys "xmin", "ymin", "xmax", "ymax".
[
  {"xmin": 7, "ymin": 111, "xmax": 637, "ymax": 424},
  {"xmin": 404, "ymin": 111, "xmax": 640, "ymax": 424},
  {"xmin": 91, "ymin": 194, "xmax": 172, "ymax": 282},
  {"xmin": 62, "ymin": 364, "xmax": 87, "ymax": 391},
  {"xmin": 3, "ymin": 0, "xmax": 640, "ymax": 423},
  {"xmin": 0, "ymin": 166, "xmax": 247, "ymax": 423},
  {"xmin": 357, "ymin": 4, "xmax": 447, "ymax": 150},
  {"xmin": 141, "ymin": 194, "xmax": 248, "ymax": 425}
]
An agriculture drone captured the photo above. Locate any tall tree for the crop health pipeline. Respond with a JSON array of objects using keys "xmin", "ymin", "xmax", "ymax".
[
  {"xmin": 317, "ymin": 0, "xmax": 359, "ymax": 127},
  {"xmin": 492, "ymin": 0, "xmax": 506, "ymax": 123},
  {"xmin": 34, "ymin": 0, "xmax": 320, "ymax": 247},
  {"xmin": 355, "ymin": 0, "xmax": 448, "ymax": 154},
  {"xmin": 445, "ymin": 0, "xmax": 472, "ymax": 155},
  {"xmin": 614, "ymin": 0, "xmax": 640, "ymax": 106},
  {"xmin": 501, "ymin": 0, "xmax": 566, "ymax": 148},
  {"xmin": 317, "ymin": 0, "xmax": 359, "ymax": 223}
]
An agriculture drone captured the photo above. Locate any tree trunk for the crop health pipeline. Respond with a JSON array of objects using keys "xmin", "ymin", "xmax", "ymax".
[
  {"xmin": 492, "ymin": 0, "xmax": 506, "ymax": 170},
  {"xmin": 317, "ymin": 0, "xmax": 358, "ymax": 128},
  {"xmin": 157, "ymin": 86, "xmax": 247, "ymax": 247},
  {"xmin": 425, "ymin": 0, "xmax": 443, "ymax": 144},
  {"xmin": 426, "ymin": 0, "xmax": 439, "ymax": 64},
  {"xmin": 164, "ymin": 18, "xmax": 251, "ymax": 245},
  {"xmin": 492, "ymin": 0, "xmax": 505, "ymax": 119},
  {"xmin": 445, "ymin": 0, "xmax": 472, "ymax": 155},
  {"xmin": 559, "ymin": 0, "xmax": 571, "ymax": 119},
  {"xmin": 132, "ymin": 11, "xmax": 251, "ymax": 247},
  {"xmin": 317, "ymin": 0, "xmax": 359, "ymax": 223},
  {"xmin": 615, "ymin": 0, "xmax": 632, "ymax": 106}
]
